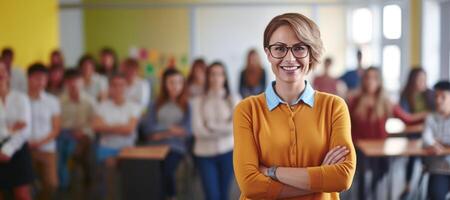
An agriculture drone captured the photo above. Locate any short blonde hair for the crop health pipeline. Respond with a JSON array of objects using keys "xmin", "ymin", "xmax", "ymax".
[{"xmin": 263, "ymin": 13, "xmax": 324, "ymax": 70}]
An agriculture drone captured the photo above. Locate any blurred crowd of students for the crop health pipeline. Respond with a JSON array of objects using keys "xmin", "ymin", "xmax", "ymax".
[{"xmin": 0, "ymin": 46, "xmax": 449, "ymax": 200}]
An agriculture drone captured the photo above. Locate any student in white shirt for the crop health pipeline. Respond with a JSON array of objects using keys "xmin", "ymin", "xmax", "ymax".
[
  {"xmin": 1, "ymin": 48, "xmax": 27, "ymax": 93},
  {"xmin": 191, "ymin": 61, "xmax": 241, "ymax": 200},
  {"xmin": 91, "ymin": 73, "xmax": 140, "ymax": 199},
  {"xmin": 27, "ymin": 63, "xmax": 61, "ymax": 200},
  {"xmin": 0, "ymin": 59, "xmax": 34, "ymax": 200},
  {"xmin": 78, "ymin": 54, "xmax": 108, "ymax": 102},
  {"xmin": 122, "ymin": 58, "xmax": 150, "ymax": 113}
]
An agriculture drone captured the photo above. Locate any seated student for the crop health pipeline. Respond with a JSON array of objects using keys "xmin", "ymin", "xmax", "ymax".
[
  {"xmin": 26, "ymin": 63, "xmax": 61, "ymax": 200},
  {"xmin": 58, "ymin": 69, "xmax": 95, "ymax": 190},
  {"xmin": 78, "ymin": 54, "xmax": 108, "ymax": 102},
  {"xmin": 140, "ymin": 68, "xmax": 191, "ymax": 200},
  {"xmin": 0, "ymin": 59, "xmax": 33, "ymax": 200},
  {"xmin": 399, "ymin": 68, "xmax": 435, "ymax": 198},
  {"xmin": 91, "ymin": 73, "xmax": 140, "ymax": 199},
  {"xmin": 122, "ymin": 58, "xmax": 150, "ymax": 113},
  {"xmin": 422, "ymin": 80, "xmax": 450, "ymax": 200},
  {"xmin": 46, "ymin": 64, "xmax": 65, "ymax": 96}
]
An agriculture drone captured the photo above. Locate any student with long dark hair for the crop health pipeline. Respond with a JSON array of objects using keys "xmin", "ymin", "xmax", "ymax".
[
  {"xmin": 141, "ymin": 68, "xmax": 191, "ymax": 200},
  {"xmin": 187, "ymin": 58, "xmax": 207, "ymax": 98}
]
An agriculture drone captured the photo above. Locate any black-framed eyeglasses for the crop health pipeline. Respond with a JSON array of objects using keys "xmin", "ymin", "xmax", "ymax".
[{"xmin": 266, "ymin": 43, "xmax": 309, "ymax": 59}]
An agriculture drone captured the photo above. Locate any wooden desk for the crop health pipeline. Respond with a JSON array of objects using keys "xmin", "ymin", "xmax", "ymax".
[
  {"xmin": 118, "ymin": 145, "xmax": 170, "ymax": 200},
  {"xmin": 356, "ymin": 138, "xmax": 450, "ymax": 157},
  {"xmin": 356, "ymin": 138, "xmax": 450, "ymax": 200}
]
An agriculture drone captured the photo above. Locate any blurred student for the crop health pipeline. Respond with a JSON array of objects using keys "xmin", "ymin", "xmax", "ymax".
[
  {"xmin": 91, "ymin": 73, "xmax": 140, "ymax": 199},
  {"xmin": 141, "ymin": 68, "xmax": 191, "ymax": 200},
  {"xmin": 49, "ymin": 50, "xmax": 65, "ymax": 68},
  {"xmin": 349, "ymin": 67, "xmax": 427, "ymax": 198},
  {"xmin": 399, "ymin": 67, "xmax": 434, "ymax": 198},
  {"xmin": 97, "ymin": 48, "xmax": 118, "ymax": 78},
  {"xmin": 27, "ymin": 63, "xmax": 61, "ymax": 200},
  {"xmin": 78, "ymin": 54, "xmax": 108, "ymax": 102},
  {"xmin": 192, "ymin": 62, "xmax": 240, "ymax": 200},
  {"xmin": 187, "ymin": 58, "xmax": 207, "ymax": 98},
  {"xmin": 46, "ymin": 64, "xmax": 65, "ymax": 96},
  {"xmin": 422, "ymin": 80, "xmax": 450, "ymax": 200},
  {"xmin": 239, "ymin": 49, "xmax": 266, "ymax": 98},
  {"xmin": 1, "ymin": 48, "xmax": 27, "ymax": 93},
  {"xmin": 122, "ymin": 58, "xmax": 150, "ymax": 112},
  {"xmin": 58, "ymin": 69, "xmax": 95, "ymax": 190},
  {"xmin": 313, "ymin": 57, "xmax": 346, "ymax": 97},
  {"xmin": 0, "ymin": 59, "xmax": 33, "ymax": 200},
  {"xmin": 340, "ymin": 49, "xmax": 364, "ymax": 94}
]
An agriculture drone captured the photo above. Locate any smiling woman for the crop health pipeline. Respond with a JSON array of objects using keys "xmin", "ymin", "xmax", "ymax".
[{"xmin": 233, "ymin": 13, "xmax": 357, "ymax": 200}]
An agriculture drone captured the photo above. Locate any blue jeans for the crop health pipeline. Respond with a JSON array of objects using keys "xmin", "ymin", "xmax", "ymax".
[
  {"xmin": 195, "ymin": 151, "xmax": 233, "ymax": 200},
  {"xmin": 57, "ymin": 130, "xmax": 77, "ymax": 189},
  {"xmin": 428, "ymin": 174, "xmax": 450, "ymax": 200},
  {"xmin": 163, "ymin": 151, "xmax": 184, "ymax": 198},
  {"xmin": 57, "ymin": 130, "xmax": 93, "ymax": 189}
]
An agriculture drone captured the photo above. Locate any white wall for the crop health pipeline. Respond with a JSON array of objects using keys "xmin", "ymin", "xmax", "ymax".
[
  {"xmin": 59, "ymin": 0, "xmax": 84, "ymax": 67},
  {"xmin": 193, "ymin": 5, "xmax": 346, "ymax": 93}
]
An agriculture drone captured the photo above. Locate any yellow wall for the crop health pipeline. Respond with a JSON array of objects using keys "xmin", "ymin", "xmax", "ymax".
[
  {"xmin": 0, "ymin": 0, "xmax": 59, "ymax": 69},
  {"xmin": 410, "ymin": 0, "xmax": 422, "ymax": 67},
  {"xmin": 84, "ymin": 8, "xmax": 189, "ymax": 67}
]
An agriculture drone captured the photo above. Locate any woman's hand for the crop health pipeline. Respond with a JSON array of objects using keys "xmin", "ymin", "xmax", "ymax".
[
  {"xmin": 321, "ymin": 146, "xmax": 350, "ymax": 166},
  {"xmin": 169, "ymin": 125, "xmax": 187, "ymax": 137}
]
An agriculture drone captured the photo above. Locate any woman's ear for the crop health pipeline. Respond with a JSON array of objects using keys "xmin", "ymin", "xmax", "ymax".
[{"xmin": 264, "ymin": 48, "xmax": 271, "ymax": 60}]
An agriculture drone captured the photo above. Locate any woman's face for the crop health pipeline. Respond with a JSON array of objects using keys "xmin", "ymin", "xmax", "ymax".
[
  {"xmin": 166, "ymin": 74, "xmax": 184, "ymax": 99},
  {"xmin": 363, "ymin": 70, "xmax": 380, "ymax": 94},
  {"xmin": 208, "ymin": 65, "xmax": 226, "ymax": 90},
  {"xmin": 101, "ymin": 54, "xmax": 115, "ymax": 69},
  {"xmin": 265, "ymin": 25, "xmax": 310, "ymax": 84},
  {"xmin": 415, "ymin": 71, "xmax": 427, "ymax": 92},
  {"xmin": 193, "ymin": 65, "xmax": 206, "ymax": 82},
  {"xmin": 81, "ymin": 61, "xmax": 95, "ymax": 77},
  {"xmin": 248, "ymin": 52, "xmax": 260, "ymax": 68}
]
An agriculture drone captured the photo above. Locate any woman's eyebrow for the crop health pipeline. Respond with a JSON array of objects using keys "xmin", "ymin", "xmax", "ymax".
[{"xmin": 272, "ymin": 42, "xmax": 307, "ymax": 46}]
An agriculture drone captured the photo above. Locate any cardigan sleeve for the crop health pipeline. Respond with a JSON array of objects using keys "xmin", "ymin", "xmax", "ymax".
[
  {"xmin": 306, "ymin": 97, "xmax": 357, "ymax": 192},
  {"xmin": 233, "ymin": 100, "xmax": 283, "ymax": 199}
]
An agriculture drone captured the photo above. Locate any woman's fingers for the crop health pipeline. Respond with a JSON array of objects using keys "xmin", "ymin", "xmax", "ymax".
[
  {"xmin": 322, "ymin": 146, "xmax": 344, "ymax": 165},
  {"xmin": 322, "ymin": 146, "xmax": 349, "ymax": 165},
  {"xmin": 329, "ymin": 148, "xmax": 350, "ymax": 164},
  {"xmin": 322, "ymin": 146, "xmax": 339, "ymax": 165}
]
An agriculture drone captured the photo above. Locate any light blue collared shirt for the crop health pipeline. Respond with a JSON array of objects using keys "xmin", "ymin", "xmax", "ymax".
[{"xmin": 265, "ymin": 81, "xmax": 315, "ymax": 111}]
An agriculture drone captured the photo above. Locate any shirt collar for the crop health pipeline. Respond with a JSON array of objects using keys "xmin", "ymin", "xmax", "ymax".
[{"xmin": 265, "ymin": 80, "xmax": 315, "ymax": 111}]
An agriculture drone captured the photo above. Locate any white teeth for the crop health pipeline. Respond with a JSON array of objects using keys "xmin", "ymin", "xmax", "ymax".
[{"xmin": 281, "ymin": 66, "xmax": 300, "ymax": 71}]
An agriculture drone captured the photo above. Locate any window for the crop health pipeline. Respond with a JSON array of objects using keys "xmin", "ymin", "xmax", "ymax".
[
  {"xmin": 383, "ymin": 5, "xmax": 402, "ymax": 39},
  {"xmin": 352, "ymin": 8, "xmax": 373, "ymax": 44},
  {"xmin": 382, "ymin": 45, "xmax": 401, "ymax": 91}
]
